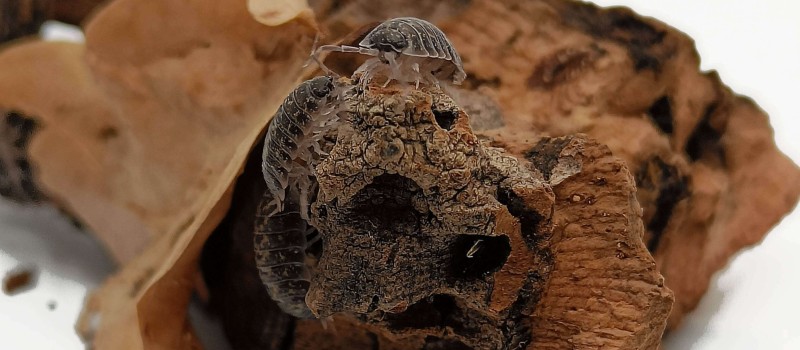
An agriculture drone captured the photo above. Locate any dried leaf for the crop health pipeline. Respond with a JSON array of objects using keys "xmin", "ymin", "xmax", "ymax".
[
  {"xmin": 248, "ymin": 0, "xmax": 315, "ymax": 27},
  {"xmin": 1, "ymin": 0, "xmax": 316, "ymax": 347}
]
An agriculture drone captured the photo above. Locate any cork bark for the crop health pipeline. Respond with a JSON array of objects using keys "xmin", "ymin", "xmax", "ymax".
[
  {"xmin": 310, "ymin": 0, "xmax": 800, "ymax": 329},
  {"xmin": 204, "ymin": 83, "xmax": 672, "ymax": 349}
]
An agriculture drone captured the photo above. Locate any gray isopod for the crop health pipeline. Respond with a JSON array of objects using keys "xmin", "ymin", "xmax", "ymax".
[
  {"xmin": 256, "ymin": 75, "xmax": 341, "ymax": 318},
  {"xmin": 314, "ymin": 17, "xmax": 466, "ymax": 87},
  {"xmin": 261, "ymin": 75, "xmax": 339, "ymax": 216}
]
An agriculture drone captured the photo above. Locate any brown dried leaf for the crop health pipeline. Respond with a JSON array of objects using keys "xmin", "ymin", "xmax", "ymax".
[{"xmin": 1, "ymin": 0, "xmax": 316, "ymax": 347}]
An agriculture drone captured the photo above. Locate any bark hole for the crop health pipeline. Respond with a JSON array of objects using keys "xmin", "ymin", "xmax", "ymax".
[
  {"xmin": 432, "ymin": 108, "xmax": 458, "ymax": 130},
  {"xmin": 381, "ymin": 294, "xmax": 461, "ymax": 330},
  {"xmin": 647, "ymin": 95, "xmax": 673, "ymax": 134},
  {"xmin": 686, "ymin": 103, "xmax": 725, "ymax": 164},
  {"xmin": 449, "ymin": 234, "xmax": 511, "ymax": 279},
  {"xmin": 497, "ymin": 187, "xmax": 545, "ymax": 249},
  {"xmin": 343, "ymin": 174, "xmax": 423, "ymax": 233}
]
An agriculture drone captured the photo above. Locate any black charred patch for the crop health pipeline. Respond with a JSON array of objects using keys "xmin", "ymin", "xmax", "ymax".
[
  {"xmin": 686, "ymin": 104, "xmax": 725, "ymax": 165},
  {"xmin": 524, "ymin": 137, "xmax": 571, "ymax": 181},
  {"xmin": 647, "ymin": 95, "xmax": 673, "ymax": 134},
  {"xmin": 449, "ymin": 235, "xmax": 511, "ymax": 279},
  {"xmin": 497, "ymin": 187, "xmax": 545, "ymax": 250},
  {"xmin": 554, "ymin": 1, "xmax": 668, "ymax": 72}
]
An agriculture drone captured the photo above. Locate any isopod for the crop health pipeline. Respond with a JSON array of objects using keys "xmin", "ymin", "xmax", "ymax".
[
  {"xmin": 314, "ymin": 17, "xmax": 466, "ymax": 87},
  {"xmin": 256, "ymin": 75, "xmax": 343, "ymax": 318},
  {"xmin": 261, "ymin": 75, "xmax": 340, "ymax": 217},
  {"xmin": 254, "ymin": 188, "xmax": 316, "ymax": 318}
]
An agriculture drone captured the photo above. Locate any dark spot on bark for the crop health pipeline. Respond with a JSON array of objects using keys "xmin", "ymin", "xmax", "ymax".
[
  {"xmin": 554, "ymin": 1, "xmax": 667, "ymax": 72},
  {"xmin": 432, "ymin": 108, "xmax": 458, "ymax": 130},
  {"xmin": 98, "ymin": 126, "xmax": 119, "ymax": 140},
  {"xmin": 497, "ymin": 187, "xmax": 545, "ymax": 250},
  {"xmin": 423, "ymin": 336, "xmax": 472, "ymax": 350},
  {"xmin": 15, "ymin": 158, "xmax": 31, "ymax": 175},
  {"xmin": 463, "ymin": 75, "xmax": 501, "ymax": 89},
  {"xmin": 382, "ymin": 294, "xmax": 460, "ymax": 329},
  {"xmin": 524, "ymin": 137, "xmax": 571, "ymax": 180},
  {"xmin": 527, "ymin": 46, "xmax": 604, "ymax": 89},
  {"xmin": 368, "ymin": 332, "xmax": 380, "ymax": 350},
  {"xmin": 686, "ymin": 103, "xmax": 725, "ymax": 165},
  {"xmin": 345, "ymin": 174, "xmax": 422, "ymax": 234},
  {"xmin": 591, "ymin": 177, "xmax": 607, "ymax": 186},
  {"xmin": 502, "ymin": 271, "xmax": 547, "ymax": 350},
  {"xmin": 638, "ymin": 158, "xmax": 689, "ymax": 252},
  {"xmin": 505, "ymin": 30, "xmax": 523, "ymax": 47},
  {"xmin": 450, "ymin": 235, "xmax": 511, "ymax": 279},
  {"xmin": 647, "ymin": 96, "xmax": 673, "ymax": 134},
  {"xmin": 381, "ymin": 143, "xmax": 400, "ymax": 157},
  {"xmin": 367, "ymin": 295, "xmax": 381, "ymax": 313}
]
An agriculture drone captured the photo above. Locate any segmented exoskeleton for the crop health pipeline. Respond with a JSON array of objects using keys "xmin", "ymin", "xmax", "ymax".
[
  {"xmin": 254, "ymin": 187, "xmax": 316, "ymax": 318},
  {"xmin": 261, "ymin": 75, "xmax": 340, "ymax": 217},
  {"xmin": 313, "ymin": 17, "xmax": 466, "ymax": 88},
  {"xmin": 256, "ymin": 75, "xmax": 343, "ymax": 318}
]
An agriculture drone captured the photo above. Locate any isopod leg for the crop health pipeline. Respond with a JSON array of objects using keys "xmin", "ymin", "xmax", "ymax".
[{"xmin": 412, "ymin": 63, "xmax": 421, "ymax": 89}]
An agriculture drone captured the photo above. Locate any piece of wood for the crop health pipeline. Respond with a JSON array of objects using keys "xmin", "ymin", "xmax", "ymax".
[
  {"xmin": 313, "ymin": 0, "xmax": 800, "ymax": 329},
  {"xmin": 206, "ymin": 83, "xmax": 672, "ymax": 349}
]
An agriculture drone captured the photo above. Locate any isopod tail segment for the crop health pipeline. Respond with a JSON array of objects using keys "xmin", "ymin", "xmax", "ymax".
[{"xmin": 254, "ymin": 187, "xmax": 319, "ymax": 319}]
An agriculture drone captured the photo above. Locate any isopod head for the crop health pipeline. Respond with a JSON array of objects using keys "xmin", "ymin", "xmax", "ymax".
[{"xmin": 308, "ymin": 76, "xmax": 335, "ymax": 99}]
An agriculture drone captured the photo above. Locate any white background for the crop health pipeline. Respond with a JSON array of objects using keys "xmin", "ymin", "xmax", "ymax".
[{"xmin": 1, "ymin": 1, "xmax": 798, "ymax": 349}]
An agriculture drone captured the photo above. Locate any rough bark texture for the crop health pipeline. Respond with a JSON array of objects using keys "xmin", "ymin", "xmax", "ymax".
[
  {"xmin": 310, "ymin": 0, "xmax": 800, "ymax": 329},
  {"xmin": 204, "ymin": 84, "xmax": 672, "ymax": 349},
  {"xmin": 523, "ymin": 136, "xmax": 672, "ymax": 349}
]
